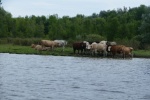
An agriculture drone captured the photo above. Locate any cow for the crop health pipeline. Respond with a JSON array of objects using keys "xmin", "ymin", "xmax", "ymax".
[
  {"xmin": 34, "ymin": 45, "xmax": 43, "ymax": 51},
  {"xmin": 83, "ymin": 41, "xmax": 91, "ymax": 50},
  {"xmin": 31, "ymin": 44, "xmax": 51, "ymax": 52},
  {"xmin": 108, "ymin": 45, "xmax": 125, "ymax": 58},
  {"xmin": 54, "ymin": 40, "xmax": 67, "ymax": 52},
  {"xmin": 122, "ymin": 46, "xmax": 133, "ymax": 58},
  {"xmin": 73, "ymin": 42, "xmax": 86, "ymax": 54},
  {"xmin": 83, "ymin": 41, "xmax": 91, "ymax": 54},
  {"xmin": 31, "ymin": 44, "xmax": 43, "ymax": 53},
  {"xmin": 90, "ymin": 41, "xmax": 107, "ymax": 56},
  {"xmin": 97, "ymin": 42, "xmax": 107, "ymax": 56},
  {"xmin": 31, "ymin": 44, "xmax": 36, "ymax": 48},
  {"xmin": 90, "ymin": 42, "xmax": 98, "ymax": 55},
  {"xmin": 106, "ymin": 41, "xmax": 117, "ymax": 46},
  {"xmin": 41, "ymin": 40, "xmax": 59, "ymax": 50},
  {"xmin": 100, "ymin": 40, "xmax": 107, "ymax": 45},
  {"xmin": 106, "ymin": 41, "xmax": 117, "ymax": 56}
]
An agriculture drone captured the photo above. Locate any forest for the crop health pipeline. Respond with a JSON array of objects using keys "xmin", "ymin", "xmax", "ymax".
[{"xmin": 0, "ymin": 5, "xmax": 150, "ymax": 49}]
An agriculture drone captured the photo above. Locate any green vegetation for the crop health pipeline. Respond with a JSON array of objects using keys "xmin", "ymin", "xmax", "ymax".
[
  {"xmin": 0, "ymin": 44, "xmax": 35, "ymax": 54},
  {"xmin": 133, "ymin": 50, "xmax": 150, "ymax": 58},
  {"xmin": 0, "ymin": 44, "xmax": 73, "ymax": 56},
  {"xmin": 0, "ymin": 5, "xmax": 150, "ymax": 49}
]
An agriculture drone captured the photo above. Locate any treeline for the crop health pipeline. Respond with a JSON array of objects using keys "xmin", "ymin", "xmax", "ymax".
[{"xmin": 0, "ymin": 5, "xmax": 150, "ymax": 49}]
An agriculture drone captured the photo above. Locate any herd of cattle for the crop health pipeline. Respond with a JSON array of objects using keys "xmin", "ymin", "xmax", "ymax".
[{"xmin": 31, "ymin": 40, "xmax": 133, "ymax": 58}]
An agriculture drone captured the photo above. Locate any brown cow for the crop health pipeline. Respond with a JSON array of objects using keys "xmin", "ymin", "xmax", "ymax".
[
  {"xmin": 122, "ymin": 46, "xmax": 133, "ymax": 58},
  {"xmin": 108, "ymin": 45, "xmax": 125, "ymax": 57},
  {"xmin": 31, "ymin": 44, "xmax": 36, "ymax": 48},
  {"xmin": 41, "ymin": 40, "xmax": 59, "ymax": 50},
  {"xmin": 31, "ymin": 44, "xmax": 43, "ymax": 53},
  {"xmin": 31, "ymin": 44, "xmax": 51, "ymax": 51},
  {"xmin": 73, "ymin": 42, "xmax": 86, "ymax": 54}
]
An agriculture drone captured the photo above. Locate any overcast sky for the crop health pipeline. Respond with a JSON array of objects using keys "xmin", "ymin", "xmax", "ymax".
[{"xmin": 2, "ymin": 0, "xmax": 150, "ymax": 18}]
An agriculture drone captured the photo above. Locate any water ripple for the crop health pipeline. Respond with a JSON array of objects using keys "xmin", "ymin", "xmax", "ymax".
[
  {"xmin": 0, "ymin": 54, "xmax": 150, "ymax": 100},
  {"xmin": 94, "ymin": 89, "xmax": 125, "ymax": 94}
]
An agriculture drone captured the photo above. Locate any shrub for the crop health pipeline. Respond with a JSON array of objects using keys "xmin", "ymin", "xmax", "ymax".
[
  {"xmin": 0, "ymin": 38, "xmax": 8, "ymax": 44},
  {"xmin": 3, "ymin": 38, "xmax": 41, "ymax": 46},
  {"xmin": 85, "ymin": 34, "xmax": 106, "ymax": 42},
  {"xmin": 115, "ymin": 38, "xmax": 140, "ymax": 50}
]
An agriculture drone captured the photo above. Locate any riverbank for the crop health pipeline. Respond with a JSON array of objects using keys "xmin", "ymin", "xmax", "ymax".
[{"xmin": 0, "ymin": 44, "xmax": 150, "ymax": 58}]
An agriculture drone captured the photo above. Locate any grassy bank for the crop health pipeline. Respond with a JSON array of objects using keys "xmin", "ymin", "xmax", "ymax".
[
  {"xmin": 133, "ymin": 50, "xmax": 150, "ymax": 58},
  {"xmin": 0, "ymin": 44, "xmax": 150, "ymax": 58},
  {"xmin": 0, "ymin": 44, "xmax": 73, "ymax": 56}
]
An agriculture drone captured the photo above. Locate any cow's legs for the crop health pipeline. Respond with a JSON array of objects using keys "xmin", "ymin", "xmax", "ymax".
[{"xmin": 74, "ymin": 49, "xmax": 76, "ymax": 54}]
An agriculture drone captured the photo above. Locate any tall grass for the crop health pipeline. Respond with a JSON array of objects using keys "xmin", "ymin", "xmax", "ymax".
[{"xmin": 0, "ymin": 38, "xmax": 42, "ymax": 46}]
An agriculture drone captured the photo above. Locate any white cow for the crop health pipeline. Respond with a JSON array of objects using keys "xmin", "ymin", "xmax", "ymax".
[
  {"xmin": 54, "ymin": 40, "xmax": 68, "ymax": 51},
  {"xmin": 97, "ymin": 42, "xmax": 107, "ymax": 56},
  {"xmin": 107, "ymin": 41, "xmax": 117, "ymax": 46},
  {"xmin": 90, "ymin": 41, "xmax": 108, "ymax": 56},
  {"xmin": 83, "ymin": 41, "xmax": 91, "ymax": 54},
  {"xmin": 99, "ymin": 40, "xmax": 107, "ymax": 45},
  {"xmin": 90, "ymin": 42, "xmax": 98, "ymax": 55}
]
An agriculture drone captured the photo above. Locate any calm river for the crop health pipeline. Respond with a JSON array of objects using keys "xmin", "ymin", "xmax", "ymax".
[{"xmin": 0, "ymin": 53, "xmax": 150, "ymax": 100}]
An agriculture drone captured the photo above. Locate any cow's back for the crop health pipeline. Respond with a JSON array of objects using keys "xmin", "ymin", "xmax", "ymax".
[
  {"xmin": 73, "ymin": 42, "xmax": 80, "ymax": 49},
  {"xmin": 90, "ymin": 42, "xmax": 97, "ymax": 50},
  {"xmin": 41, "ymin": 40, "xmax": 54, "ymax": 47},
  {"xmin": 122, "ymin": 46, "xmax": 133, "ymax": 55},
  {"xmin": 109, "ymin": 45, "xmax": 125, "ymax": 57},
  {"xmin": 110, "ymin": 45, "xmax": 124, "ymax": 53},
  {"xmin": 73, "ymin": 42, "xmax": 86, "ymax": 54},
  {"xmin": 97, "ymin": 43, "xmax": 106, "ymax": 51},
  {"xmin": 54, "ymin": 40, "xmax": 67, "ymax": 46}
]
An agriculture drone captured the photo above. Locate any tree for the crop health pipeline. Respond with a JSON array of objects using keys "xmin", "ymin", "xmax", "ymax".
[
  {"xmin": 0, "ymin": 4, "xmax": 150, "ymax": 49},
  {"xmin": 0, "ymin": 0, "xmax": 2, "ymax": 6},
  {"xmin": 0, "ymin": 7, "xmax": 12, "ymax": 37},
  {"xmin": 139, "ymin": 13, "xmax": 150, "ymax": 44},
  {"xmin": 106, "ymin": 17, "xmax": 119, "ymax": 41}
]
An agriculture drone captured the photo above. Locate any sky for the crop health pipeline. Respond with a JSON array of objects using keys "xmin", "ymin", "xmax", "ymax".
[{"xmin": 1, "ymin": 0, "xmax": 150, "ymax": 18}]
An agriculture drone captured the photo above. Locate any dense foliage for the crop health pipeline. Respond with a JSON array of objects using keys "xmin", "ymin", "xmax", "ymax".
[{"xmin": 0, "ymin": 5, "xmax": 150, "ymax": 49}]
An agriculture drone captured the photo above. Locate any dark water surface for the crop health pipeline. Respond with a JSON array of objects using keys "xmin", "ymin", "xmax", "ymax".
[{"xmin": 0, "ymin": 53, "xmax": 150, "ymax": 100}]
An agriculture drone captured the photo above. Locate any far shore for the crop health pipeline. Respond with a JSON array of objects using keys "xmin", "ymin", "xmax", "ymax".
[{"xmin": 0, "ymin": 44, "xmax": 150, "ymax": 58}]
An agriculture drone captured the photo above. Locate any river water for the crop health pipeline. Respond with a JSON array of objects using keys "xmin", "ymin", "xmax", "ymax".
[{"xmin": 0, "ymin": 53, "xmax": 150, "ymax": 100}]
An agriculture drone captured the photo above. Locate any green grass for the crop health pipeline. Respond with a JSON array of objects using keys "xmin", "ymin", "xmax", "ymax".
[
  {"xmin": 0, "ymin": 44, "xmax": 73, "ymax": 56},
  {"xmin": 0, "ymin": 44, "xmax": 150, "ymax": 58},
  {"xmin": 0, "ymin": 44, "xmax": 35, "ymax": 54},
  {"xmin": 133, "ymin": 50, "xmax": 150, "ymax": 58}
]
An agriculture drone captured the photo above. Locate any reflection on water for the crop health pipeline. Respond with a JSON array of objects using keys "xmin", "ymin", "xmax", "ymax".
[{"xmin": 0, "ymin": 53, "xmax": 150, "ymax": 100}]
